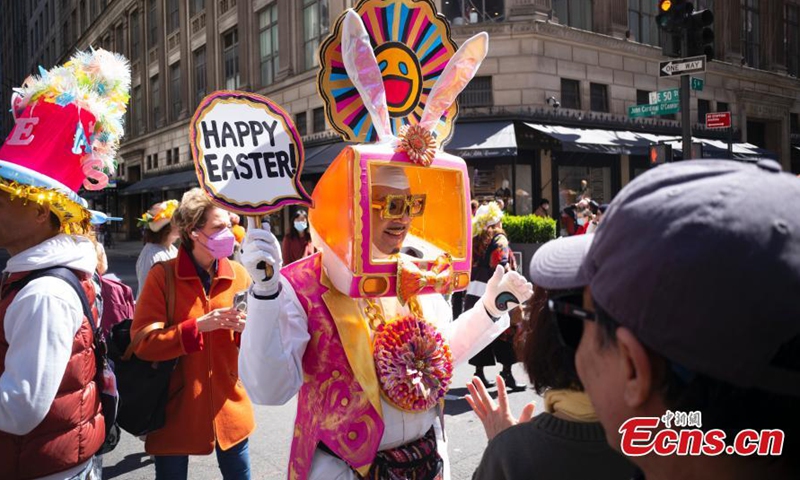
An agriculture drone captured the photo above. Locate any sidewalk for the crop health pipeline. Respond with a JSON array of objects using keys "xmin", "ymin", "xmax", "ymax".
[{"xmin": 104, "ymin": 240, "xmax": 143, "ymax": 260}]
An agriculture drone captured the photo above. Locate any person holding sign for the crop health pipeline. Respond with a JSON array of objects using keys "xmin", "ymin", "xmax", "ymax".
[
  {"xmin": 132, "ymin": 188, "xmax": 253, "ymax": 480},
  {"xmin": 238, "ymin": 7, "xmax": 532, "ymax": 480}
]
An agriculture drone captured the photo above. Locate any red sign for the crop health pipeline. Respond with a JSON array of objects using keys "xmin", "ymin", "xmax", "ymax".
[{"xmin": 706, "ymin": 112, "xmax": 731, "ymax": 129}]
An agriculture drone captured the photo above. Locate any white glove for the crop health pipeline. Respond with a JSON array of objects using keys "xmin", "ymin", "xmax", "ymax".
[
  {"xmin": 241, "ymin": 217, "xmax": 283, "ymax": 296},
  {"xmin": 481, "ymin": 265, "xmax": 534, "ymax": 319}
]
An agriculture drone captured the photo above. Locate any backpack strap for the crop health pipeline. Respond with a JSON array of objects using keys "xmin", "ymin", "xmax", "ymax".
[
  {"xmin": 122, "ymin": 261, "xmax": 175, "ymax": 360},
  {"xmin": 9, "ymin": 267, "xmax": 95, "ymax": 329}
]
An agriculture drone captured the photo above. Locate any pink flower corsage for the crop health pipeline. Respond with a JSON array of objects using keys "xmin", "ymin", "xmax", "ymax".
[{"xmin": 373, "ymin": 315, "xmax": 453, "ymax": 412}]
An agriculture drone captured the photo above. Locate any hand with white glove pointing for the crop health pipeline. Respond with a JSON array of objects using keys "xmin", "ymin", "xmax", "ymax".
[
  {"xmin": 481, "ymin": 265, "xmax": 533, "ymax": 320},
  {"xmin": 241, "ymin": 217, "xmax": 283, "ymax": 297}
]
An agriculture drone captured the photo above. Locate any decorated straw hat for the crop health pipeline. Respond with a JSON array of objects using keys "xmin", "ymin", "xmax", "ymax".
[
  {"xmin": 0, "ymin": 48, "xmax": 130, "ymax": 233},
  {"xmin": 137, "ymin": 200, "xmax": 179, "ymax": 232}
]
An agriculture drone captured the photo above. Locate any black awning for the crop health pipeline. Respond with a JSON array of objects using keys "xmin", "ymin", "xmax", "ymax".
[
  {"xmin": 119, "ymin": 170, "xmax": 199, "ymax": 196},
  {"xmin": 303, "ymin": 142, "xmax": 348, "ymax": 175},
  {"xmin": 445, "ymin": 121, "xmax": 517, "ymax": 158}
]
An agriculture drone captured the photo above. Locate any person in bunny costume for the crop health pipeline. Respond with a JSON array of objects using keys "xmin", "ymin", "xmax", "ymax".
[{"xmin": 239, "ymin": 5, "xmax": 532, "ymax": 480}]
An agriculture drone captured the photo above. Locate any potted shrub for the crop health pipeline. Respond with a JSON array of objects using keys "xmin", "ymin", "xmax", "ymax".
[{"xmin": 502, "ymin": 214, "xmax": 557, "ymax": 281}]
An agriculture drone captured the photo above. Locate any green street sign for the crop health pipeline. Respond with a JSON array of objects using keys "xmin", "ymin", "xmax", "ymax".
[
  {"xmin": 629, "ymin": 101, "xmax": 681, "ymax": 118},
  {"xmin": 691, "ymin": 77, "xmax": 704, "ymax": 91},
  {"xmin": 648, "ymin": 88, "xmax": 680, "ymax": 105}
]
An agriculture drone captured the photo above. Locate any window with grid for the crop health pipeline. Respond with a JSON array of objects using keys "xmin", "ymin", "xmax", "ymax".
[
  {"xmin": 553, "ymin": 0, "xmax": 593, "ymax": 31},
  {"xmin": 628, "ymin": 0, "xmax": 658, "ymax": 46},
  {"xmin": 148, "ymin": 0, "xmax": 157, "ymax": 48},
  {"xmin": 222, "ymin": 29, "xmax": 240, "ymax": 90},
  {"xmin": 130, "ymin": 11, "xmax": 141, "ymax": 60},
  {"xmin": 561, "ymin": 79, "xmax": 581, "ymax": 109},
  {"xmin": 168, "ymin": 0, "xmax": 180, "ymax": 33},
  {"xmin": 146, "ymin": 155, "xmax": 152, "ymax": 170},
  {"xmin": 313, "ymin": 107, "xmax": 326, "ymax": 133},
  {"xmin": 259, "ymin": 4, "xmax": 279, "ymax": 86},
  {"xmin": 166, "ymin": 149, "xmax": 172, "ymax": 165},
  {"xmin": 190, "ymin": 0, "xmax": 205, "ymax": 16},
  {"xmin": 459, "ymin": 76, "xmax": 493, "ymax": 107},
  {"xmin": 742, "ymin": 0, "xmax": 760, "ymax": 69},
  {"xmin": 303, "ymin": 0, "xmax": 329, "ymax": 70},
  {"xmin": 786, "ymin": 5, "xmax": 799, "ymax": 76},
  {"xmin": 295, "ymin": 112, "xmax": 308, "ymax": 136},
  {"xmin": 132, "ymin": 86, "xmax": 142, "ymax": 136},
  {"xmin": 193, "ymin": 47, "xmax": 207, "ymax": 107},
  {"xmin": 170, "ymin": 62, "xmax": 182, "ymax": 120},
  {"xmin": 697, "ymin": 99, "xmax": 710, "ymax": 123},
  {"xmin": 150, "ymin": 75, "xmax": 161, "ymax": 129},
  {"xmin": 590, "ymin": 83, "xmax": 608, "ymax": 112},
  {"xmin": 153, "ymin": 152, "xmax": 159, "ymax": 168},
  {"xmin": 173, "ymin": 147, "xmax": 179, "ymax": 164}
]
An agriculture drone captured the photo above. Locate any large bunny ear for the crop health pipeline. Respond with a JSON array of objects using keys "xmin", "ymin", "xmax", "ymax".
[
  {"xmin": 340, "ymin": 9, "xmax": 393, "ymax": 143},
  {"xmin": 418, "ymin": 32, "xmax": 489, "ymax": 134}
]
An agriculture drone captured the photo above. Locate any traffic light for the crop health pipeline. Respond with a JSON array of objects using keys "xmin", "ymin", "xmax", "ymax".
[
  {"xmin": 650, "ymin": 144, "xmax": 672, "ymax": 166},
  {"xmin": 656, "ymin": 0, "xmax": 692, "ymax": 33},
  {"xmin": 657, "ymin": 0, "xmax": 693, "ymax": 58},
  {"xmin": 687, "ymin": 9, "xmax": 714, "ymax": 60}
]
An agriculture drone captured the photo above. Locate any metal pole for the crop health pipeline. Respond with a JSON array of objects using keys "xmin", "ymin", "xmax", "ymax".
[
  {"xmin": 681, "ymin": 30, "xmax": 692, "ymax": 160},
  {"xmin": 728, "ymin": 125, "xmax": 733, "ymax": 159}
]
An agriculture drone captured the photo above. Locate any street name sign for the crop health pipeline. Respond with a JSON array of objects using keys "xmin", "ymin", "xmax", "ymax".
[
  {"xmin": 706, "ymin": 112, "xmax": 731, "ymax": 129},
  {"xmin": 629, "ymin": 101, "xmax": 680, "ymax": 118},
  {"xmin": 649, "ymin": 88, "xmax": 680, "ymax": 105},
  {"xmin": 659, "ymin": 56, "xmax": 707, "ymax": 77},
  {"xmin": 691, "ymin": 77, "xmax": 705, "ymax": 91}
]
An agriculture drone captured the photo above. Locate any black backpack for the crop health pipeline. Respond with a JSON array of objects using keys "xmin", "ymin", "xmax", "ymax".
[
  {"xmin": 107, "ymin": 261, "xmax": 178, "ymax": 436},
  {"xmin": 8, "ymin": 267, "xmax": 120, "ymax": 454}
]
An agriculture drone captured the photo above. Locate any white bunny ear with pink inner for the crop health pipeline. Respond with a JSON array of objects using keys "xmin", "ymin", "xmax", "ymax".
[
  {"xmin": 340, "ymin": 9, "xmax": 394, "ymax": 143},
  {"xmin": 418, "ymin": 32, "xmax": 489, "ymax": 134}
]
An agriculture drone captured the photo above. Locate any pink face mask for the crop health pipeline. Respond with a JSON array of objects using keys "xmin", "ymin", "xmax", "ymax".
[{"xmin": 198, "ymin": 227, "xmax": 235, "ymax": 259}]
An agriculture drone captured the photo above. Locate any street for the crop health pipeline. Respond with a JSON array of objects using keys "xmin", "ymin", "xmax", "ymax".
[{"xmin": 92, "ymin": 243, "xmax": 543, "ymax": 480}]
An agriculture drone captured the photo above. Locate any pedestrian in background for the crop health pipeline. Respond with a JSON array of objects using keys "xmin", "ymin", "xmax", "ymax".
[
  {"xmin": 281, "ymin": 210, "xmax": 315, "ymax": 265},
  {"xmin": 132, "ymin": 188, "xmax": 254, "ymax": 480},
  {"xmin": 136, "ymin": 200, "xmax": 180, "ymax": 298},
  {"xmin": 467, "ymin": 279, "xmax": 635, "ymax": 480},
  {"xmin": 467, "ymin": 201, "xmax": 525, "ymax": 391}
]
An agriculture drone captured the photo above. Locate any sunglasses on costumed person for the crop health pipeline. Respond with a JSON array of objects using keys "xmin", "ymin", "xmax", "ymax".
[{"xmin": 372, "ymin": 194, "xmax": 427, "ymax": 219}]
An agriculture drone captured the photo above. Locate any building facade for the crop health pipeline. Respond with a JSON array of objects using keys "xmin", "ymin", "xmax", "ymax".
[{"xmin": 2, "ymin": 0, "xmax": 799, "ymax": 239}]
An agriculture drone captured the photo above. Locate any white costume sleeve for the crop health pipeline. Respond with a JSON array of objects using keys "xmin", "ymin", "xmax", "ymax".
[
  {"xmin": 0, "ymin": 278, "xmax": 83, "ymax": 435},
  {"xmin": 434, "ymin": 296, "xmax": 510, "ymax": 367},
  {"xmin": 239, "ymin": 277, "xmax": 311, "ymax": 405}
]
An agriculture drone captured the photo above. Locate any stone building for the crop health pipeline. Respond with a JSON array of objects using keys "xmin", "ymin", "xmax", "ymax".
[{"xmin": 2, "ymin": 0, "xmax": 799, "ymax": 239}]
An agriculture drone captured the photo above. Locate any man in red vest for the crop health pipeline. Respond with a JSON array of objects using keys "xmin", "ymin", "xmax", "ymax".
[{"xmin": 0, "ymin": 48, "xmax": 129, "ymax": 480}]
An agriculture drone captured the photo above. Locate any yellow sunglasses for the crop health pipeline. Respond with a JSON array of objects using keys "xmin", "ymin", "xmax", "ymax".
[{"xmin": 371, "ymin": 194, "xmax": 427, "ymax": 219}]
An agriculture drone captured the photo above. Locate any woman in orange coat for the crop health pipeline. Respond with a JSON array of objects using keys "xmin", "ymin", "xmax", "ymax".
[{"xmin": 132, "ymin": 188, "xmax": 254, "ymax": 480}]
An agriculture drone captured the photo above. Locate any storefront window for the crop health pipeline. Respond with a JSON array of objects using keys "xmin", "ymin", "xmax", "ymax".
[
  {"xmin": 515, "ymin": 164, "xmax": 533, "ymax": 215},
  {"xmin": 556, "ymin": 165, "xmax": 612, "ymax": 211}
]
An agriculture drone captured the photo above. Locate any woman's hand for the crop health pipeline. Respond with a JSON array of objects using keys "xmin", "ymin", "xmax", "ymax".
[
  {"xmin": 465, "ymin": 375, "xmax": 536, "ymax": 441},
  {"xmin": 196, "ymin": 307, "xmax": 247, "ymax": 333}
]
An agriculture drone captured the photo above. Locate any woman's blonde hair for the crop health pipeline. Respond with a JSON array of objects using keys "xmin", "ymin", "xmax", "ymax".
[{"xmin": 172, "ymin": 188, "xmax": 214, "ymax": 250}]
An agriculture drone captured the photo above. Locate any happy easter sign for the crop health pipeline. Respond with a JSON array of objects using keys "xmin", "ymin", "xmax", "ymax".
[{"xmin": 190, "ymin": 91, "xmax": 311, "ymax": 214}]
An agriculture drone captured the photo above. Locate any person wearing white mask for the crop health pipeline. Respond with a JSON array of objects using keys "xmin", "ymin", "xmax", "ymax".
[{"xmin": 281, "ymin": 210, "xmax": 315, "ymax": 265}]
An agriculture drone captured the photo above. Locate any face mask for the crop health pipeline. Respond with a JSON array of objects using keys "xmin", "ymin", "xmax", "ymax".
[
  {"xmin": 198, "ymin": 227, "xmax": 235, "ymax": 259},
  {"xmin": 577, "ymin": 218, "xmax": 587, "ymax": 227},
  {"xmin": 294, "ymin": 221, "xmax": 308, "ymax": 232}
]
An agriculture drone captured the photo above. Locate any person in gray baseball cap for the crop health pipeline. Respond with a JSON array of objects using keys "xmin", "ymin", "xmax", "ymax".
[{"xmin": 530, "ymin": 159, "xmax": 800, "ymax": 480}]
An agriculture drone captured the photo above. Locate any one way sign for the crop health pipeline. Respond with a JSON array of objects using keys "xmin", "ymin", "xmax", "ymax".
[{"xmin": 659, "ymin": 56, "xmax": 707, "ymax": 77}]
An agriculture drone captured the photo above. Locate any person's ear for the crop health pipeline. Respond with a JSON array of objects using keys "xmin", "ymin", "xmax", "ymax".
[
  {"xmin": 34, "ymin": 203, "xmax": 52, "ymax": 225},
  {"xmin": 615, "ymin": 326, "xmax": 655, "ymax": 409}
]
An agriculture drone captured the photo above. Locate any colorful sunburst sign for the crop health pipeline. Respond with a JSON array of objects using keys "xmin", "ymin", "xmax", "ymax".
[{"xmin": 318, "ymin": 0, "xmax": 459, "ymax": 144}]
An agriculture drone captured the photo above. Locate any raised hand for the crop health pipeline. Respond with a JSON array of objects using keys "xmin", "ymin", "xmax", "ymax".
[{"xmin": 465, "ymin": 375, "xmax": 536, "ymax": 441}]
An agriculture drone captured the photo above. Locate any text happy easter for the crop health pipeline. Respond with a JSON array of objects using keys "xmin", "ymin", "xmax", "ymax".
[{"xmin": 199, "ymin": 119, "xmax": 297, "ymax": 182}]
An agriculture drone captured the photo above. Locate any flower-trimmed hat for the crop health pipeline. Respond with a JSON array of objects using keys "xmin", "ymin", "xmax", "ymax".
[
  {"xmin": 0, "ymin": 48, "xmax": 130, "ymax": 233},
  {"xmin": 472, "ymin": 201, "xmax": 504, "ymax": 236},
  {"xmin": 137, "ymin": 200, "xmax": 179, "ymax": 232}
]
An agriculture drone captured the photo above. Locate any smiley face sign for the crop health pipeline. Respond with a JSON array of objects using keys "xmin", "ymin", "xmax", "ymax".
[
  {"xmin": 190, "ymin": 91, "xmax": 312, "ymax": 215},
  {"xmin": 318, "ymin": 0, "xmax": 459, "ymax": 144}
]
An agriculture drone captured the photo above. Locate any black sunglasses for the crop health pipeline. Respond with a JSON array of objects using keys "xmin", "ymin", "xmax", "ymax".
[{"xmin": 548, "ymin": 293, "xmax": 595, "ymax": 350}]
